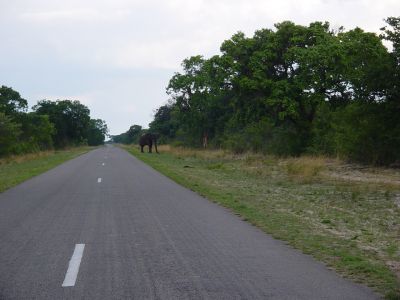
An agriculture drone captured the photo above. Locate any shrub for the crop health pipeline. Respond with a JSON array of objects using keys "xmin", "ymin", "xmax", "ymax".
[
  {"xmin": 0, "ymin": 113, "xmax": 21, "ymax": 156},
  {"xmin": 333, "ymin": 102, "xmax": 400, "ymax": 165},
  {"xmin": 308, "ymin": 103, "xmax": 336, "ymax": 155}
]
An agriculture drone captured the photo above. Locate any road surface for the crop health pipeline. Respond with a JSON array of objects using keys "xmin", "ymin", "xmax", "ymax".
[{"xmin": 0, "ymin": 146, "xmax": 379, "ymax": 299}]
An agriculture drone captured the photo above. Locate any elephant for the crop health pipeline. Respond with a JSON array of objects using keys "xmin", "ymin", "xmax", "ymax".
[{"xmin": 139, "ymin": 133, "xmax": 158, "ymax": 153}]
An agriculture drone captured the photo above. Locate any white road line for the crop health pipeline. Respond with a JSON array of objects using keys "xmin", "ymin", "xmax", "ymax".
[
  {"xmin": 98, "ymin": 178, "xmax": 102, "ymax": 183},
  {"xmin": 102, "ymin": 163, "xmax": 105, "ymax": 166},
  {"xmin": 62, "ymin": 244, "xmax": 85, "ymax": 287}
]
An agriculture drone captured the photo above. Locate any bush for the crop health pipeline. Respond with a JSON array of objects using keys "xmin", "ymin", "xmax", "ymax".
[
  {"xmin": 308, "ymin": 103, "xmax": 336, "ymax": 155},
  {"xmin": 222, "ymin": 118, "xmax": 307, "ymax": 156},
  {"xmin": 17, "ymin": 113, "xmax": 54, "ymax": 151},
  {"xmin": 333, "ymin": 102, "xmax": 400, "ymax": 165},
  {"xmin": 266, "ymin": 124, "xmax": 308, "ymax": 156},
  {"xmin": 0, "ymin": 113, "xmax": 21, "ymax": 156}
]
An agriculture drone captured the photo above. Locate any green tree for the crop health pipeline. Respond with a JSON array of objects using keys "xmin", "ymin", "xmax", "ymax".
[
  {"xmin": 339, "ymin": 28, "xmax": 393, "ymax": 102},
  {"xmin": 0, "ymin": 112, "xmax": 21, "ymax": 156},
  {"xmin": 151, "ymin": 18, "xmax": 399, "ymax": 164},
  {"xmin": 380, "ymin": 16, "xmax": 400, "ymax": 100},
  {"xmin": 167, "ymin": 56, "xmax": 210, "ymax": 144},
  {"xmin": 33, "ymin": 100, "xmax": 91, "ymax": 147},
  {"xmin": 149, "ymin": 105, "xmax": 174, "ymax": 139},
  {"xmin": 87, "ymin": 119, "xmax": 108, "ymax": 146},
  {"xmin": 333, "ymin": 102, "xmax": 400, "ymax": 164},
  {"xmin": 0, "ymin": 86, "xmax": 28, "ymax": 116},
  {"xmin": 111, "ymin": 125, "xmax": 142, "ymax": 144},
  {"xmin": 16, "ymin": 112, "xmax": 55, "ymax": 152},
  {"xmin": 111, "ymin": 132, "xmax": 130, "ymax": 144},
  {"xmin": 126, "ymin": 124, "xmax": 142, "ymax": 144},
  {"xmin": 381, "ymin": 17, "xmax": 400, "ymax": 62}
]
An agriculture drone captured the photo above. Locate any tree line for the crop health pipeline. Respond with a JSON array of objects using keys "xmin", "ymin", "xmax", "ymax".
[
  {"xmin": 111, "ymin": 125, "xmax": 143, "ymax": 145},
  {"xmin": 0, "ymin": 86, "xmax": 108, "ymax": 157},
  {"xmin": 133, "ymin": 17, "xmax": 398, "ymax": 165}
]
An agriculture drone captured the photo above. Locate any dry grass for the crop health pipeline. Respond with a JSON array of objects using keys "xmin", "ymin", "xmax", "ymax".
[
  {"xmin": 156, "ymin": 145, "xmax": 229, "ymax": 160},
  {"xmin": 158, "ymin": 145, "xmax": 328, "ymax": 180},
  {"xmin": 0, "ymin": 146, "xmax": 92, "ymax": 166},
  {"xmin": 326, "ymin": 164, "xmax": 400, "ymax": 188},
  {"xmin": 286, "ymin": 156, "xmax": 328, "ymax": 182},
  {"xmin": 158, "ymin": 145, "xmax": 400, "ymax": 187},
  {"xmin": 0, "ymin": 151, "xmax": 56, "ymax": 165}
]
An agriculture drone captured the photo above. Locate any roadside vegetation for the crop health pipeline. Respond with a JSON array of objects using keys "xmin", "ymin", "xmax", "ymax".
[
  {"xmin": 0, "ymin": 86, "xmax": 107, "ymax": 192},
  {"xmin": 124, "ymin": 144, "xmax": 400, "ymax": 299},
  {"xmin": 0, "ymin": 85, "xmax": 108, "ymax": 158},
  {"xmin": 116, "ymin": 16, "xmax": 400, "ymax": 298},
  {"xmin": 0, "ymin": 147, "xmax": 94, "ymax": 193},
  {"xmin": 116, "ymin": 17, "xmax": 400, "ymax": 167}
]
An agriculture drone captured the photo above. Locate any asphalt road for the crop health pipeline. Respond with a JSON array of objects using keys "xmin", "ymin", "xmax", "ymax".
[{"xmin": 0, "ymin": 145, "xmax": 379, "ymax": 299}]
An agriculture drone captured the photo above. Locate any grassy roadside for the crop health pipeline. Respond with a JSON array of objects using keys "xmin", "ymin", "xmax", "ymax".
[
  {"xmin": 0, "ymin": 146, "xmax": 95, "ymax": 193},
  {"xmin": 124, "ymin": 144, "xmax": 400, "ymax": 299}
]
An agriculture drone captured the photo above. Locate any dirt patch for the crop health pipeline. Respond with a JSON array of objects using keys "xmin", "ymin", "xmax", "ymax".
[
  {"xmin": 325, "ymin": 164, "xmax": 400, "ymax": 186},
  {"xmin": 387, "ymin": 261, "xmax": 400, "ymax": 280}
]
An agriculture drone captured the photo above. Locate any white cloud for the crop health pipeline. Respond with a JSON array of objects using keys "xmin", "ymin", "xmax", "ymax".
[
  {"xmin": 10, "ymin": 0, "xmax": 399, "ymax": 71},
  {"xmin": 19, "ymin": 9, "xmax": 131, "ymax": 22}
]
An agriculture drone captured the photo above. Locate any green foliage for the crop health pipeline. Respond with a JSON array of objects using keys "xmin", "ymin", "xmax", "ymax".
[
  {"xmin": 380, "ymin": 17, "xmax": 400, "ymax": 101},
  {"xmin": 0, "ymin": 86, "xmax": 108, "ymax": 157},
  {"xmin": 144, "ymin": 17, "xmax": 400, "ymax": 165},
  {"xmin": 0, "ymin": 112, "xmax": 21, "ymax": 156},
  {"xmin": 149, "ymin": 105, "xmax": 177, "ymax": 143},
  {"xmin": 87, "ymin": 119, "xmax": 108, "ymax": 146},
  {"xmin": 308, "ymin": 101, "xmax": 400, "ymax": 165},
  {"xmin": 223, "ymin": 118, "xmax": 272, "ymax": 154},
  {"xmin": 0, "ymin": 85, "xmax": 28, "ymax": 116},
  {"xmin": 308, "ymin": 103, "xmax": 335, "ymax": 155},
  {"xmin": 33, "ymin": 99, "xmax": 91, "ymax": 147},
  {"xmin": 381, "ymin": 17, "xmax": 400, "ymax": 61},
  {"xmin": 16, "ymin": 112, "xmax": 55, "ymax": 153},
  {"xmin": 111, "ymin": 124, "xmax": 143, "ymax": 144},
  {"xmin": 111, "ymin": 132, "xmax": 130, "ymax": 144},
  {"xmin": 127, "ymin": 124, "xmax": 143, "ymax": 144},
  {"xmin": 333, "ymin": 102, "xmax": 400, "ymax": 165}
]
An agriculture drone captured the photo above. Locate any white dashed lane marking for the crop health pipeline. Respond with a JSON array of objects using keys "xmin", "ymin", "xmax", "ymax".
[
  {"xmin": 98, "ymin": 178, "xmax": 102, "ymax": 183},
  {"xmin": 62, "ymin": 244, "xmax": 85, "ymax": 287}
]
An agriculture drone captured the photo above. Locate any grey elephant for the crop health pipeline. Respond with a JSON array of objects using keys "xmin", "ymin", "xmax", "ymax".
[{"xmin": 139, "ymin": 133, "xmax": 158, "ymax": 153}]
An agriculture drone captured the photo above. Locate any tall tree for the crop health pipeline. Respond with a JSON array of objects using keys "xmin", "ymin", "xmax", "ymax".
[
  {"xmin": 149, "ymin": 17, "xmax": 399, "ymax": 163},
  {"xmin": 87, "ymin": 119, "xmax": 108, "ymax": 146},
  {"xmin": 33, "ymin": 100, "xmax": 91, "ymax": 147},
  {"xmin": 380, "ymin": 17, "xmax": 400, "ymax": 100},
  {"xmin": 0, "ymin": 112, "xmax": 21, "ymax": 156},
  {"xmin": 0, "ymin": 86, "xmax": 28, "ymax": 116},
  {"xmin": 17, "ymin": 112, "xmax": 55, "ymax": 151}
]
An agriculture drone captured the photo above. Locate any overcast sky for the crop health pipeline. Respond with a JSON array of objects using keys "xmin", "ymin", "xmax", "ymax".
[{"xmin": 0, "ymin": 0, "xmax": 398, "ymax": 135}]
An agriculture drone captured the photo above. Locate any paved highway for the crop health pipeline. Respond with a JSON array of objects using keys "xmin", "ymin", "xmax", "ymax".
[{"xmin": 0, "ymin": 146, "xmax": 378, "ymax": 299}]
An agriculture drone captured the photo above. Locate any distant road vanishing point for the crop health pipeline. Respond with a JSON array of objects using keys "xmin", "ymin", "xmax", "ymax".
[{"xmin": 0, "ymin": 146, "xmax": 378, "ymax": 299}]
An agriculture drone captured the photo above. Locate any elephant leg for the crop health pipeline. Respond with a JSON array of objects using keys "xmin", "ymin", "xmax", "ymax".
[
  {"xmin": 149, "ymin": 144, "xmax": 152, "ymax": 153},
  {"xmin": 141, "ymin": 145, "xmax": 144, "ymax": 153},
  {"xmin": 154, "ymin": 139, "xmax": 158, "ymax": 153}
]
